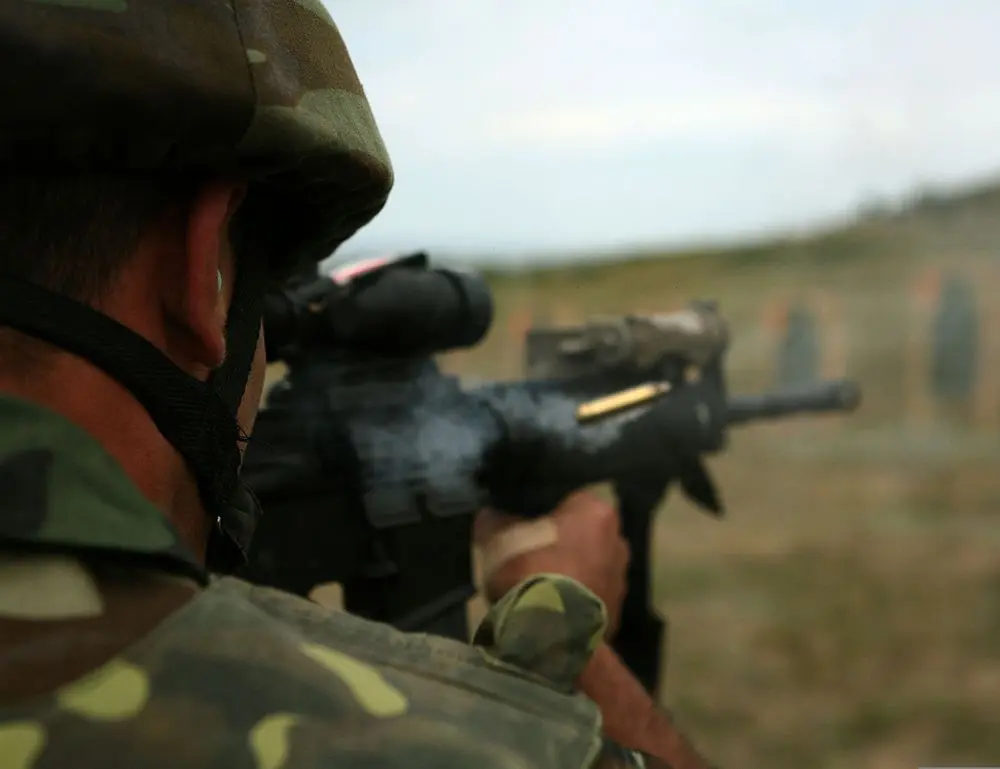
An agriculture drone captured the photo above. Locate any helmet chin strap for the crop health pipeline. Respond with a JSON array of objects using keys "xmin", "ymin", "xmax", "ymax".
[
  {"xmin": 0, "ymin": 250, "xmax": 271, "ymax": 573},
  {"xmin": 203, "ymin": 254, "xmax": 271, "ymax": 571}
]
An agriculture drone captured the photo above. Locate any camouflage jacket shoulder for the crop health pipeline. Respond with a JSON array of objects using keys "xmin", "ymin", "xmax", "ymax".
[
  {"xmin": 0, "ymin": 396, "xmax": 643, "ymax": 767},
  {"xmin": 0, "ymin": 573, "xmax": 643, "ymax": 769},
  {"xmin": 0, "ymin": 395, "xmax": 205, "ymax": 579}
]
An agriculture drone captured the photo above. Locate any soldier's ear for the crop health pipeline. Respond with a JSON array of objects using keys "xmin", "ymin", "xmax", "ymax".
[{"xmin": 166, "ymin": 181, "xmax": 246, "ymax": 372}]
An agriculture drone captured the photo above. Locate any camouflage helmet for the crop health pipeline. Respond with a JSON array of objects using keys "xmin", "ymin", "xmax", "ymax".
[
  {"xmin": 0, "ymin": 0, "xmax": 393, "ymax": 573},
  {"xmin": 0, "ymin": 0, "xmax": 394, "ymax": 273}
]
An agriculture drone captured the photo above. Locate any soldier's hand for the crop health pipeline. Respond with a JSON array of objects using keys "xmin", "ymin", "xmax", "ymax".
[{"xmin": 474, "ymin": 490, "xmax": 629, "ymax": 635}]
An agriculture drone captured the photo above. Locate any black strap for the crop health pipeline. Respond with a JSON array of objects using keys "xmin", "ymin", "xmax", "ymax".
[
  {"xmin": 210, "ymin": 247, "xmax": 268, "ymax": 416},
  {"xmin": 0, "ymin": 277, "xmax": 241, "ymax": 511}
]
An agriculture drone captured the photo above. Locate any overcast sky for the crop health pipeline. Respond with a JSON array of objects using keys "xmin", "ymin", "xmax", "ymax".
[{"xmin": 325, "ymin": 0, "xmax": 1000, "ymax": 262}]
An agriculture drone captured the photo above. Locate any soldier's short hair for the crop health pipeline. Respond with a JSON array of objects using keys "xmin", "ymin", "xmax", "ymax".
[
  {"xmin": 0, "ymin": 173, "xmax": 206, "ymax": 367},
  {"xmin": 0, "ymin": 173, "xmax": 197, "ymax": 303}
]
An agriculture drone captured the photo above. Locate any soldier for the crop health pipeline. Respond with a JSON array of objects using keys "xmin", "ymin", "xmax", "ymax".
[
  {"xmin": 0, "ymin": 3, "xmax": 715, "ymax": 769},
  {"xmin": 777, "ymin": 303, "xmax": 820, "ymax": 390},
  {"xmin": 930, "ymin": 273, "xmax": 980, "ymax": 423}
]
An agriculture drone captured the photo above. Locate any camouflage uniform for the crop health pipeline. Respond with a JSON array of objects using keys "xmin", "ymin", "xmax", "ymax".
[
  {"xmin": 0, "ymin": 396, "xmax": 645, "ymax": 767},
  {"xmin": 0, "ymin": 2, "xmax": 655, "ymax": 768}
]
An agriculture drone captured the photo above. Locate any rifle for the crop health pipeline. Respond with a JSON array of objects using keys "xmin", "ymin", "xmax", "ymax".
[
  {"xmin": 239, "ymin": 252, "xmax": 861, "ymax": 694},
  {"xmin": 522, "ymin": 315, "xmax": 859, "ymax": 694}
]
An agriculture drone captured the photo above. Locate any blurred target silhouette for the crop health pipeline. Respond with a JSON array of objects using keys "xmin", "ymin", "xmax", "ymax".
[
  {"xmin": 930, "ymin": 273, "xmax": 980, "ymax": 424},
  {"xmin": 776, "ymin": 303, "xmax": 821, "ymax": 390}
]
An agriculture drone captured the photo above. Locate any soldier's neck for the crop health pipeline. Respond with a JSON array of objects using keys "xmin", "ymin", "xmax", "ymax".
[{"xmin": 0, "ymin": 350, "xmax": 212, "ymax": 564}]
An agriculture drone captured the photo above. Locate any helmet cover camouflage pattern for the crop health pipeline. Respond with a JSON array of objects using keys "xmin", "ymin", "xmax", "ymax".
[{"xmin": 0, "ymin": 0, "xmax": 394, "ymax": 271}]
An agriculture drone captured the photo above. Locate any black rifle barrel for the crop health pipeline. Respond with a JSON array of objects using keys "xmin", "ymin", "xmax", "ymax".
[{"xmin": 726, "ymin": 378, "xmax": 861, "ymax": 426}]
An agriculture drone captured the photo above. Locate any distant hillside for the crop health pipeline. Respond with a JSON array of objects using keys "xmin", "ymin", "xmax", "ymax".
[
  {"xmin": 439, "ymin": 175, "xmax": 1000, "ymax": 428},
  {"xmin": 477, "ymin": 174, "xmax": 1000, "ymax": 280},
  {"xmin": 271, "ymin": 175, "xmax": 1000, "ymax": 418}
]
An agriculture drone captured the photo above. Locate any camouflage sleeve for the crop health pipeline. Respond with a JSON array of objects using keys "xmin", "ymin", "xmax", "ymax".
[
  {"xmin": 471, "ymin": 573, "xmax": 608, "ymax": 692},
  {"xmin": 473, "ymin": 578, "xmax": 717, "ymax": 769}
]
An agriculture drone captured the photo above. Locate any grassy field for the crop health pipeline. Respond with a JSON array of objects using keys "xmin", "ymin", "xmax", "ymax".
[{"xmin": 278, "ymin": 185, "xmax": 1000, "ymax": 768}]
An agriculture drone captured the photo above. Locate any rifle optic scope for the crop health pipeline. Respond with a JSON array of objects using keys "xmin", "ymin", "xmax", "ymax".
[{"xmin": 264, "ymin": 259, "xmax": 494, "ymax": 360}]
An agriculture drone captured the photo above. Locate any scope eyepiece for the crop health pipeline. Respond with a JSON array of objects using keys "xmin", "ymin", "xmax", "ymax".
[{"xmin": 263, "ymin": 254, "xmax": 494, "ymax": 360}]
